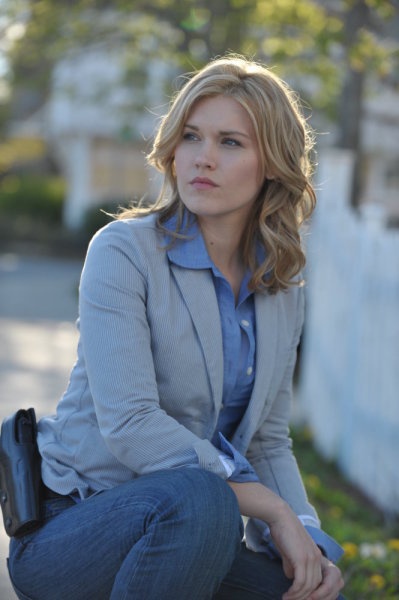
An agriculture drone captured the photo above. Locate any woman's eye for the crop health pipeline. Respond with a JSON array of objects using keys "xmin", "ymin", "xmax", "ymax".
[
  {"xmin": 222, "ymin": 138, "xmax": 241, "ymax": 147},
  {"xmin": 182, "ymin": 132, "xmax": 199, "ymax": 142}
]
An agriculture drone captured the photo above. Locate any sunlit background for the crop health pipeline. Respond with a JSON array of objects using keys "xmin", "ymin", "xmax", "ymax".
[{"xmin": 0, "ymin": 1, "xmax": 398, "ymax": 597}]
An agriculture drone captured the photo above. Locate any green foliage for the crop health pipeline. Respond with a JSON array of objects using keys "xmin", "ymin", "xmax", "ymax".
[
  {"xmin": 2, "ymin": 0, "xmax": 397, "ymax": 117},
  {"xmin": 293, "ymin": 426, "xmax": 399, "ymax": 598},
  {"xmin": 0, "ymin": 173, "xmax": 65, "ymax": 223},
  {"xmin": 339, "ymin": 545, "xmax": 399, "ymax": 598},
  {"xmin": 82, "ymin": 200, "xmax": 122, "ymax": 240}
]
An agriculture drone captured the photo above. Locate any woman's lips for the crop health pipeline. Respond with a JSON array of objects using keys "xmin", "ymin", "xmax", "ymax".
[{"xmin": 190, "ymin": 177, "xmax": 218, "ymax": 190}]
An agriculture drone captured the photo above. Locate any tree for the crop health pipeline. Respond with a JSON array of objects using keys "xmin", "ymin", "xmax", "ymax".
[
  {"xmin": 249, "ymin": 0, "xmax": 399, "ymax": 205},
  {"xmin": 332, "ymin": 0, "xmax": 398, "ymax": 204},
  {"xmin": 3, "ymin": 1, "xmax": 396, "ymax": 107}
]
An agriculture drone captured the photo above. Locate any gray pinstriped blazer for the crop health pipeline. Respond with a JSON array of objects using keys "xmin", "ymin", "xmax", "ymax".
[{"xmin": 38, "ymin": 214, "xmax": 318, "ymax": 550}]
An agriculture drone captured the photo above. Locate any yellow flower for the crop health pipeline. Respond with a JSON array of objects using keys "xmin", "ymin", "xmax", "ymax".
[
  {"xmin": 306, "ymin": 474, "xmax": 321, "ymax": 490},
  {"xmin": 329, "ymin": 506, "xmax": 343, "ymax": 519},
  {"xmin": 369, "ymin": 574, "xmax": 385, "ymax": 590},
  {"xmin": 387, "ymin": 539, "xmax": 399, "ymax": 552},
  {"xmin": 342, "ymin": 542, "xmax": 358, "ymax": 559}
]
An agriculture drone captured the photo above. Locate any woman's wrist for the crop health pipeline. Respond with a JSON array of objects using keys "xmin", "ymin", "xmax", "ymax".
[
  {"xmin": 265, "ymin": 495, "xmax": 292, "ymax": 526},
  {"xmin": 227, "ymin": 480, "xmax": 290, "ymax": 524}
]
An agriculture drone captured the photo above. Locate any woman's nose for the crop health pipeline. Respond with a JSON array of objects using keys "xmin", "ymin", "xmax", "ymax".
[{"xmin": 194, "ymin": 142, "xmax": 216, "ymax": 169}]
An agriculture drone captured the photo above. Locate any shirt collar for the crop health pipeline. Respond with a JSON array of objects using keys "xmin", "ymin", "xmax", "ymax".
[
  {"xmin": 164, "ymin": 210, "xmax": 263, "ymax": 302},
  {"xmin": 164, "ymin": 212, "xmax": 215, "ymax": 270}
]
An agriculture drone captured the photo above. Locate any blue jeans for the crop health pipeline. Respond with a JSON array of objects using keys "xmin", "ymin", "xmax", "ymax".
[{"xmin": 8, "ymin": 469, "xmax": 293, "ymax": 599}]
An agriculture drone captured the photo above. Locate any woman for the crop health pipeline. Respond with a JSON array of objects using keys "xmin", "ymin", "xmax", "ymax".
[{"xmin": 8, "ymin": 55, "xmax": 344, "ymax": 599}]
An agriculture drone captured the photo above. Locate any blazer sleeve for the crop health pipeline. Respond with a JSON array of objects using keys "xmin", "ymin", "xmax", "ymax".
[{"xmin": 78, "ymin": 220, "xmax": 227, "ymax": 478}]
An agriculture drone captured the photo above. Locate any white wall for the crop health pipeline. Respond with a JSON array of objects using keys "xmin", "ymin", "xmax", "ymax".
[
  {"xmin": 46, "ymin": 48, "xmax": 175, "ymax": 229},
  {"xmin": 298, "ymin": 148, "xmax": 399, "ymax": 515}
]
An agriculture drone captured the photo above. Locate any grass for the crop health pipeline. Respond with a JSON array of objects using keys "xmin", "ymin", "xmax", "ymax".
[{"xmin": 292, "ymin": 426, "xmax": 399, "ymax": 599}]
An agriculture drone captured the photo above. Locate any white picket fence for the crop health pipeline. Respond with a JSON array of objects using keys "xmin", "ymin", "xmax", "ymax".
[{"xmin": 298, "ymin": 149, "xmax": 399, "ymax": 516}]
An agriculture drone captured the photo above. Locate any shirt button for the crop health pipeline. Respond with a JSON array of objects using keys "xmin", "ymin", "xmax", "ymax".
[
  {"xmin": 241, "ymin": 319, "xmax": 250, "ymax": 327},
  {"xmin": 246, "ymin": 366, "xmax": 253, "ymax": 376}
]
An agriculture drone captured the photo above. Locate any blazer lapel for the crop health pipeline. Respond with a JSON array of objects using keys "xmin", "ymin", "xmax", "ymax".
[
  {"xmin": 170, "ymin": 264, "xmax": 224, "ymax": 410},
  {"xmin": 232, "ymin": 291, "xmax": 279, "ymax": 453}
]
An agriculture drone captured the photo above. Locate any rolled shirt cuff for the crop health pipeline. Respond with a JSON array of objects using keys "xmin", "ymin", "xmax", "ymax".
[
  {"xmin": 216, "ymin": 432, "xmax": 259, "ymax": 483},
  {"xmin": 259, "ymin": 520, "xmax": 344, "ymax": 563}
]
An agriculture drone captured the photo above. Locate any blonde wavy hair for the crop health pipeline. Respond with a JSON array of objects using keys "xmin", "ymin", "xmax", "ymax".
[{"xmin": 119, "ymin": 54, "xmax": 317, "ymax": 294}]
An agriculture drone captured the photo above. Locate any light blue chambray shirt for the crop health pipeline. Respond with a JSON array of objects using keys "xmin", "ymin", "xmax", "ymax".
[{"xmin": 165, "ymin": 214, "xmax": 258, "ymax": 483}]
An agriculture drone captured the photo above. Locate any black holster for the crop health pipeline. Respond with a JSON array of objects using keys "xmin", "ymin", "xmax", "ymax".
[{"xmin": 0, "ymin": 408, "xmax": 42, "ymax": 537}]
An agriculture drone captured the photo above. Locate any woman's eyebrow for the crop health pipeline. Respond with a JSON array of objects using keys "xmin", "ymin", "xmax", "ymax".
[
  {"xmin": 219, "ymin": 129, "xmax": 250, "ymax": 139},
  {"xmin": 184, "ymin": 123, "xmax": 250, "ymax": 139}
]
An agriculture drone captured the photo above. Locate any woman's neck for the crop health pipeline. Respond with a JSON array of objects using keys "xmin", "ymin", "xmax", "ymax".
[{"xmin": 198, "ymin": 218, "xmax": 246, "ymax": 300}]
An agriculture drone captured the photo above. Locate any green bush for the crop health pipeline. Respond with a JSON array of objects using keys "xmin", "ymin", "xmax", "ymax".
[
  {"xmin": 0, "ymin": 173, "xmax": 65, "ymax": 224},
  {"xmin": 82, "ymin": 201, "xmax": 122, "ymax": 240}
]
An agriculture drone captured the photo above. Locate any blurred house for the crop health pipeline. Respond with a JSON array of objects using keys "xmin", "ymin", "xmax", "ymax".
[
  {"xmin": 8, "ymin": 42, "xmax": 176, "ymax": 229},
  {"xmin": 45, "ymin": 46, "xmax": 176, "ymax": 229}
]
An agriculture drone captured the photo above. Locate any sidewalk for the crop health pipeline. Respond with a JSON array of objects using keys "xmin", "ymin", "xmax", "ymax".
[{"xmin": 0, "ymin": 252, "xmax": 82, "ymax": 599}]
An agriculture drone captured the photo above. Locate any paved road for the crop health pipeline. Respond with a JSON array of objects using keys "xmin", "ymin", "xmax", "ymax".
[{"xmin": 0, "ymin": 252, "xmax": 83, "ymax": 599}]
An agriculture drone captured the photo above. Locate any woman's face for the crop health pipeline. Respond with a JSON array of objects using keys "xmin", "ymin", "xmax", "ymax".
[{"xmin": 173, "ymin": 95, "xmax": 264, "ymax": 228}]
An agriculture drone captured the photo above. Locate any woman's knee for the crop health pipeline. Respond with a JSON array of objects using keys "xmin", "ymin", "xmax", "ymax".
[
  {"xmin": 135, "ymin": 468, "xmax": 242, "ymax": 540},
  {"xmin": 179, "ymin": 469, "xmax": 241, "ymax": 524},
  {"xmin": 159, "ymin": 469, "xmax": 243, "ymax": 548},
  {"xmin": 155, "ymin": 469, "xmax": 243, "ymax": 579}
]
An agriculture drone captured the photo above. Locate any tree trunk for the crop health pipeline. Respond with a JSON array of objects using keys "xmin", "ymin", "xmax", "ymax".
[{"xmin": 337, "ymin": 0, "xmax": 371, "ymax": 207}]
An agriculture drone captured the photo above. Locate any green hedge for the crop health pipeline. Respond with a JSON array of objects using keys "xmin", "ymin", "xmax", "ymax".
[
  {"xmin": 82, "ymin": 201, "xmax": 122, "ymax": 240},
  {"xmin": 0, "ymin": 174, "xmax": 65, "ymax": 224}
]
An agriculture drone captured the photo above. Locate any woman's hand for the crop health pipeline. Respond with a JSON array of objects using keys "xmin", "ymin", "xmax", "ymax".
[
  {"xmin": 227, "ymin": 481, "xmax": 343, "ymax": 600},
  {"xmin": 267, "ymin": 501, "xmax": 323, "ymax": 600},
  {"xmin": 270, "ymin": 508, "xmax": 344, "ymax": 599},
  {"xmin": 306, "ymin": 556, "xmax": 345, "ymax": 600}
]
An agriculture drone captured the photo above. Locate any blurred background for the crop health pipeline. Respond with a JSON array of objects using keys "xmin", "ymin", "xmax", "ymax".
[{"xmin": 0, "ymin": 0, "xmax": 398, "ymax": 597}]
